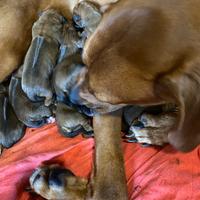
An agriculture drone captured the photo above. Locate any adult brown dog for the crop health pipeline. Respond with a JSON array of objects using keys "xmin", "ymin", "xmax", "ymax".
[
  {"xmin": 81, "ymin": 0, "xmax": 200, "ymax": 152},
  {"xmin": 1, "ymin": 0, "xmax": 200, "ymax": 199}
]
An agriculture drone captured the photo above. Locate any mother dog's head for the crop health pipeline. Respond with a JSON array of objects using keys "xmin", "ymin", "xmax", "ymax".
[{"xmin": 69, "ymin": 0, "xmax": 200, "ymax": 152}]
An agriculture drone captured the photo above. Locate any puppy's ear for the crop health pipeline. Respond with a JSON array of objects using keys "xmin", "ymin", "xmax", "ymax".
[{"xmin": 156, "ymin": 64, "xmax": 200, "ymax": 152}]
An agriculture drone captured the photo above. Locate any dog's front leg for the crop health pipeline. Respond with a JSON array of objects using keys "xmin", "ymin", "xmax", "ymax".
[{"xmin": 92, "ymin": 110, "xmax": 128, "ymax": 200}]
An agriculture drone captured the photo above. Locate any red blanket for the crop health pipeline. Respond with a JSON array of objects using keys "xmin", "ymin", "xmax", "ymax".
[{"xmin": 0, "ymin": 123, "xmax": 200, "ymax": 200}]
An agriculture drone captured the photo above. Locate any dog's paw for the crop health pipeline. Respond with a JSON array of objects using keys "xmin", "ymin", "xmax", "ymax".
[
  {"xmin": 30, "ymin": 164, "xmax": 88, "ymax": 200},
  {"xmin": 125, "ymin": 112, "xmax": 177, "ymax": 146}
]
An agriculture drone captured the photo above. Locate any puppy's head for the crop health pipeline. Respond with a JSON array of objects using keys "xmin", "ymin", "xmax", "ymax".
[
  {"xmin": 62, "ymin": 23, "xmax": 82, "ymax": 53},
  {"xmin": 30, "ymin": 165, "xmax": 88, "ymax": 200},
  {"xmin": 32, "ymin": 9, "xmax": 65, "ymax": 43},
  {"xmin": 73, "ymin": 1, "xmax": 102, "ymax": 34}
]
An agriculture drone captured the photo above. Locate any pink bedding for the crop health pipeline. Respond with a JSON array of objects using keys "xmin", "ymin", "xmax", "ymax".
[{"xmin": 0, "ymin": 123, "xmax": 200, "ymax": 200}]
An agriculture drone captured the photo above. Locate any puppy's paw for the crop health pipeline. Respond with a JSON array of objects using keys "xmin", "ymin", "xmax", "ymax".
[
  {"xmin": 30, "ymin": 165, "xmax": 88, "ymax": 200},
  {"xmin": 126, "ymin": 112, "xmax": 177, "ymax": 146}
]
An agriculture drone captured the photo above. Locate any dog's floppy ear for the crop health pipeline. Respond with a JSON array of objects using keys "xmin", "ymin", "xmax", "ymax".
[{"xmin": 156, "ymin": 62, "xmax": 200, "ymax": 152}]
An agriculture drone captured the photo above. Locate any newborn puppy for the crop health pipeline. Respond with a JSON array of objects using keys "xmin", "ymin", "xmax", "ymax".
[
  {"xmin": 56, "ymin": 102, "xmax": 93, "ymax": 138},
  {"xmin": 9, "ymin": 67, "xmax": 52, "ymax": 128},
  {"xmin": 22, "ymin": 9, "xmax": 64, "ymax": 106},
  {"xmin": 73, "ymin": 1, "xmax": 102, "ymax": 42},
  {"xmin": 0, "ymin": 84, "xmax": 25, "ymax": 151},
  {"xmin": 29, "ymin": 164, "xmax": 88, "ymax": 200},
  {"xmin": 53, "ymin": 53, "xmax": 85, "ymax": 102},
  {"xmin": 58, "ymin": 23, "xmax": 82, "ymax": 63}
]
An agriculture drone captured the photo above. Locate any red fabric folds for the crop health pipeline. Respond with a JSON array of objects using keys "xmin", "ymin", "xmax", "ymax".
[{"xmin": 0, "ymin": 123, "xmax": 200, "ymax": 200}]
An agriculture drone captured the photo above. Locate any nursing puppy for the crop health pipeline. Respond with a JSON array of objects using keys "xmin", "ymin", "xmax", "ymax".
[
  {"xmin": 56, "ymin": 102, "xmax": 93, "ymax": 138},
  {"xmin": 0, "ymin": 84, "xmax": 25, "ymax": 152},
  {"xmin": 53, "ymin": 53, "xmax": 85, "ymax": 102},
  {"xmin": 9, "ymin": 67, "xmax": 52, "ymax": 128},
  {"xmin": 54, "ymin": 17, "xmax": 95, "ymax": 117},
  {"xmin": 54, "ymin": 53, "xmax": 94, "ymax": 135},
  {"xmin": 57, "ymin": 22, "xmax": 82, "ymax": 63},
  {"xmin": 73, "ymin": 1, "xmax": 102, "ymax": 45},
  {"xmin": 22, "ymin": 9, "xmax": 64, "ymax": 106}
]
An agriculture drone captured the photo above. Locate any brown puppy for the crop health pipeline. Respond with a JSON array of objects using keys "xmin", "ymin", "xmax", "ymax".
[
  {"xmin": 9, "ymin": 66, "xmax": 52, "ymax": 128},
  {"xmin": 55, "ymin": 102, "xmax": 93, "ymax": 138},
  {"xmin": 73, "ymin": 0, "xmax": 102, "ymax": 46},
  {"xmin": 21, "ymin": 9, "xmax": 64, "ymax": 106}
]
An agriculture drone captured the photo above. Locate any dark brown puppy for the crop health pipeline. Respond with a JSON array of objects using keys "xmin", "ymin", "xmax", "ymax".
[
  {"xmin": 73, "ymin": 1, "xmax": 102, "ymax": 46},
  {"xmin": 22, "ymin": 9, "xmax": 64, "ymax": 106},
  {"xmin": 0, "ymin": 84, "xmax": 25, "ymax": 152},
  {"xmin": 56, "ymin": 102, "xmax": 93, "ymax": 138},
  {"xmin": 58, "ymin": 22, "xmax": 82, "ymax": 63},
  {"xmin": 9, "ymin": 67, "xmax": 52, "ymax": 128},
  {"xmin": 53, "ymin": 53, "xmax": 85, "ymax": 102}
]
